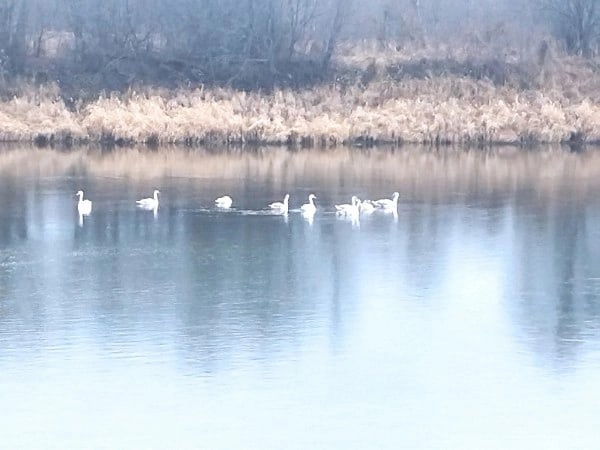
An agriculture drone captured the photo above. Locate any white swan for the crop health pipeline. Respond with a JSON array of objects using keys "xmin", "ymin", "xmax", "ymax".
[
  {"xmin": 300, "ymin": 194, "xmax": 317, "ymax": 215},
  {"xmin": 373, "ymin": 191, "xmax": 400, "ymax": 210},
  {"xmin": 360, "ymin": 199, "xmax": 375, "ymax": 214},
  {"xmin": 269, "ymin": 194, "xmax": 289, "ymax": 214},
  {"xmin": 215, "ymin": 195, "xmax": 233, "ymax": 209},
  {"xmin": 137, "ymin": 189, "xmax": 160, "ymax": 209},
  {"xmin": 335, "ymin": 196, "xmax": 360, "ymax": 216},
  {"xmin": 76, "ymin": 190, "xmax": 92, "ymax": 216}
]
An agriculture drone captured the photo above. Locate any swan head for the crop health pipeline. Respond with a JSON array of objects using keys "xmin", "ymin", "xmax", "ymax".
[
  {"xmin": 393, "ymin": 191, "xmax": 400, "ymax": 199},
  {"xmin": 154, "ymin": 189, "xmax": 160, "ymax": 197},
  {"xmin": 284, "ymin": 194, "xmax": 290, "ymax": 202},
  {"xmin": 308, "ymin": 194, "xmax": 316, "ymax": 201},
  {"xmin": 76, "ymin": 190, "xmax": 83, "ymax": 196}
]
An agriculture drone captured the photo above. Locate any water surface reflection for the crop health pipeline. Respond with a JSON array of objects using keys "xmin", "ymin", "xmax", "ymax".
[{"xmin": 0, "ymin": 145, "xmax": 600, "ymax": 448}]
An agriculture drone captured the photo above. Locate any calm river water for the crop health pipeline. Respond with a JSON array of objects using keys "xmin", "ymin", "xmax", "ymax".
[{"xmin": 1, "ymin": 145, "xmax": 600, "ymax": 448}]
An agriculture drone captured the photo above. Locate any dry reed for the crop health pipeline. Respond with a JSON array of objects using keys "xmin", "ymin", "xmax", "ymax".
[{"xmin": 0, "ymin": 68, "xmax": 599, "ymax": 147}]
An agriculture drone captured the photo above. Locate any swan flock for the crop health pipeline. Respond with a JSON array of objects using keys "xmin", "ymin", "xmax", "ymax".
[{"xmin": 75, "ymin": 190, "xmax": 399, "ymax": 221}]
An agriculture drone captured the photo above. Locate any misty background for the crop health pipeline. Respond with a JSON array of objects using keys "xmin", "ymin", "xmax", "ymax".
[{"xmin": 0, "ymin": 0, "xmax": 598, "ymax": 93}]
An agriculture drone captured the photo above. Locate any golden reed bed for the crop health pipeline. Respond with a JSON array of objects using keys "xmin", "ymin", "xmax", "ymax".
[{"xmin": 1, "ymin": 77, "xmax": 599, "ymax": 146}]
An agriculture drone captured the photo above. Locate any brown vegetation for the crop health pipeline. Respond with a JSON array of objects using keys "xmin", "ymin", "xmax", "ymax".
[
  {"xmin": 3, "ymin": 1, "xmax": 599, "ymax": 92},
  {"xmin": 1, "ymin": 1, "xmax": 599, "ymax": 147},
  {"xmin": 1, "ymin": 61, "xmax": 599, "ymax": 147}
]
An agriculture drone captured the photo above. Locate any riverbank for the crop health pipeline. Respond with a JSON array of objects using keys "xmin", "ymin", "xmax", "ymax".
[
  {"xmin": 0, "ymin": 78, "xmax": 598, "ymax": 147},
  {"xmin": 2, "ymin": 47, "xmax": 600, "ymax": 147}
]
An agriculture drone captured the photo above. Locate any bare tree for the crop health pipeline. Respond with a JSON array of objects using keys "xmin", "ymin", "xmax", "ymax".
[
  {"xmin": 0, "ymin": 0, "xmax": 29, "ymax": 73},
  {"xmin": 286, "ymin": 0, "xmax": 319, "ymax": 59},
  {"xmin": 1, "ymin": 0, "xmax": 588, "ymax": 91},
  {"xmin": 541, "ymin": 0, "xmax": 600, "ymax": 57},
  {"xmin": 323, "ymin": 0, "xmax": 353, "ymax": 71}
]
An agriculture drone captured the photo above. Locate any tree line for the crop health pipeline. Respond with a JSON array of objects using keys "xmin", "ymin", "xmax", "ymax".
[{"xmin": 0, "ymin": 0, "xmax": 598, "ymax": 92}]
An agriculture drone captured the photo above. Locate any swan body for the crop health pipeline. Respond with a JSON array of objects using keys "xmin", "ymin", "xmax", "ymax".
[
  {"xmin": 137, "ymin": 189, "xmax": 160, "ymax": 209},
  {"xmin": 374, "ymin": 191, "xmax": 400, "ymax": 210},
  {"xmin": 215, "ymin": 195, "xmax": 233, "ymax": 209},
  {"xmin": 269, "ymin": 194, "xmax": 289, "ymax": 214},
  {"xmin": 360, "ymin": 199, "xmax": 375, "ymax": 214},
  {"xmin": 335, "ymin": 196, "xmax": 360, "ymax": 216},
  {"xmin": 300, "ymin": 194, "xmax": 317, "ymax": 215},
  {"xmin": 76, "ymin": 190, "xmax": 92, "ymax": 215}
]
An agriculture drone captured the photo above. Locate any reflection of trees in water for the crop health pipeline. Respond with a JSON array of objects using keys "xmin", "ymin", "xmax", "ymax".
[
  {"xmin": 511, "ymin": 186, "xmax": 600, "ymax": 370},
  {"xmin": 328, "ymin": 218, "xmax": 366, "ymax": 352},
  {"xmin": 0, "ymin": 178, "xmax": 29, "ymax": 335},
  {"xmin": 2, "ymin": 146, "xmax": 600, "ymax": 201},
  {"xmin": 0, "ymin": 178, "xmax": 28, "ymax": 247},
  {"xmin": 69, "ymin": 207, "xmax": 370, "ymax": 373},
  {"xmin": 0, "ymin": 177, "xmax": 340, "ymax": 374},
  {"xmin": 171, "ymin": 212, "xmax": 338, "ymax": 373},
  {"xmin": 554, "ymin": 198, "xmax": 583, "ymax": 361},
  {"xmin": 402, "ymin": 203, "xmax": 449, "ymax": 296},
  {"xmin": 1, "ymin": 145, "xmax": 600, "ymax": 373},
  {"xmin": 0, "ymin": 178, "xmax": 67, "ymax": 357}
]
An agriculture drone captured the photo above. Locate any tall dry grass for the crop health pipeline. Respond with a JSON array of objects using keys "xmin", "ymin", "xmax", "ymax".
[{"xmin": 0, "ymin": 55, "xmax": 599, "ymax": 146}]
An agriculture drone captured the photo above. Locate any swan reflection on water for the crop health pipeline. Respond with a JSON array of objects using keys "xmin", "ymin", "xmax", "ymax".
[{"xmin": 302, "ymin": 209, "xmax": 315, "ymax": 225}]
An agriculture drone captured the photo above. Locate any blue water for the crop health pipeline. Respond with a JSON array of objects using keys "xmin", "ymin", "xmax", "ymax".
[{"xmin": 1, "ymin": 146, "xmax": 600, "ymax": 448}]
